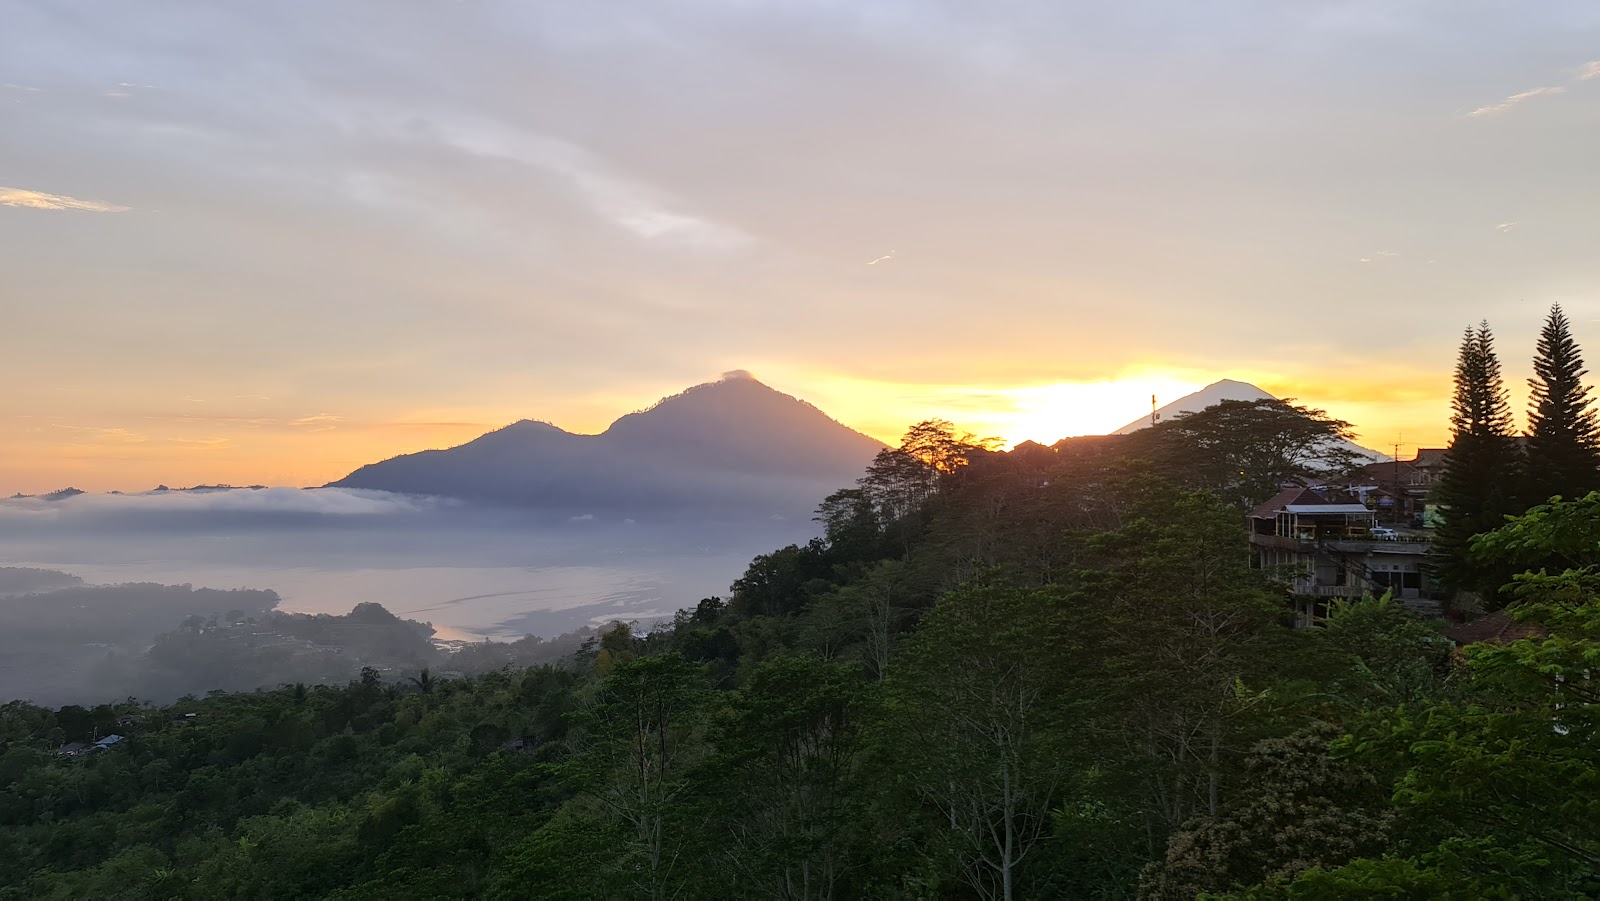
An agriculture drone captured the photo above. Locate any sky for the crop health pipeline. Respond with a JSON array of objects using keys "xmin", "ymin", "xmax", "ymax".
[{"xmin": 4, "ymin": 0, "xmax": 1599, "ymax": 494}]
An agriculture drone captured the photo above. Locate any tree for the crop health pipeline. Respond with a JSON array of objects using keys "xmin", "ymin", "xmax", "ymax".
[
  {"xmin": 813, "ymin": 488, "xmax": 882, "ymax": 563},
  {"xmin": 806, "ymin": 560, "xmax": 920, "ymax": 683},
  {"xmin": 1075, "ymin": 481, "xmax": 1298, "ymax": 848},
  {"xmin": 880, "ymin": 583, "xmax": 1078, "ymax": 901},
  {"xmin": 408, "ymin": 668, "xmax": 436, "ymax": 694},
  {"xmin": 1139, "ymin": 724, "xmax": 1392, "ymax": 900},
  {"xmin": 707, "ymin": 656, "xmax": 869, "ymax": 899},
  {"xmin": 1525, "ymin": 303, "xmax": 1600, "ymax": 504},
  {"xmin": 856, "ymin": 420, "xmax": 1001, "ymax": 554},
  {"xmin": 1315, "ymin": 595, "xmax": 1453, "ymax": 707},
  {"xmin": 562, "ymin": 653, "xmax": 715, "ymax": 900},
  {"xmin": 1262, "ymin": 496, "xmax": 1600, "ymax": 896},
  {"xmin": 1124, "ymin": 398, "xmax": 1362, "ymax": 510},
  {"xmin": 1432, "ymin": 322, "xmax": 1523, "ymax": 602}
]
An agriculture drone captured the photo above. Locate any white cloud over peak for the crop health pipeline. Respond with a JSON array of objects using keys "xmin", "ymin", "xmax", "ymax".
[{"xmin": 0, "ymin": 187, "xmax": 130, "ymax": 212}]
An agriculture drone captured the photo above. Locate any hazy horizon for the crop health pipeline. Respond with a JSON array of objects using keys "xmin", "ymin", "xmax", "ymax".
[{"xmin": 7, "ymin": 2, "xmax": 1599, "ymax": 494}]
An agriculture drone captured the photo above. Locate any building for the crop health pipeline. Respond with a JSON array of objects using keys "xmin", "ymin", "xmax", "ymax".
[
  {"xmin": 1443, "ymin": 611, "xmax": 1544, "ymax": 648},
  {"xmin": 1249, "ymin": 487, "xmax": 1436, "ymax": 626},
  {"xmin": 1351, "ymin": 460, "xmax": 1431, "ymax": 524}
]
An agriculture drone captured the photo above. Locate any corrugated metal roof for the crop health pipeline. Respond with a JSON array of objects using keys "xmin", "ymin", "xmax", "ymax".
[{"xmin": 1284, "ymin": 504, "xmax": 1372, "ymax": 514}]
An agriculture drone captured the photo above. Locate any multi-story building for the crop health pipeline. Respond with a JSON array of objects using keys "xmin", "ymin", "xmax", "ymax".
[{"xmin": 1248, "ymin": 487, "xmax": 1436, "ymax": 626}]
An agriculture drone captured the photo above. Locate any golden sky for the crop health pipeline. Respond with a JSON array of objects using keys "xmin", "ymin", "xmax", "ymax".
[{"xmin": 3, "ymin": 2, "xmax": 1599, "ymax": 494}]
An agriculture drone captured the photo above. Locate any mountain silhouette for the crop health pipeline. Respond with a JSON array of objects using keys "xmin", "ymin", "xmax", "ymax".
[
  {"xmin": 1114, "ymin": 379, "xmax": 1387, "ymax": 461},
  {"xmin": 328, "ymin": 374, "xmax": 886, "ymax": 517}
]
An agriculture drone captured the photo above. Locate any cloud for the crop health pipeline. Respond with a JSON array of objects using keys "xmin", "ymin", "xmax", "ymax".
[
  {"xmin": 1467, "ymin": 60, "xmax": 1600, "ymax": 118},
  {"xmin": 290, "ymin": 413, "xmax": 343, "ymax": 431},
  {"xmin": 52, "ymin": 425, "xmax": 150, "ymax": 445},
  {"xmin": 0, "ymin": 487, "xmax": 445, "ymax": 522},
  {"xmin": 167, "ymin": 436, "xmax": 232, "ymax": 451},
  {"xmin": 1465, "ymin": 85, "xmax": 1565, "ymax": 118},
  {"xmin": 1497, "ymin": 221, "xmax": 1517, "ymax": 233},
  {"xmin": 0, "ymin": 186, "xmax": 130, "ymax": 212},
  {"xmin": 413, "ymin": 116, "xmax": 751, "ymax": 250}
]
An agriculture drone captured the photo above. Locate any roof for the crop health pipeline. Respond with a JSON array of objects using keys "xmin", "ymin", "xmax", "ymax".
[
  {"xmin": 1410, "ymin": 448, "xmax": 1449, "ymax": 469},
  {"xmin": 1361, "ymin": 461, "xmax": 1419, "ymax": 478},
  {"xmin": 1248, "ymin": 486, "xmax": 1324, "ymax": 520},
  {"xmin": 1284, "ymin": 504, "xmax": 1372, "ymax": 515},
  {"xmin": 1443, "ymin": 611, "xmax": 1545, "ymax": 646},
  {"xmin": 94, "ymin": 734, "xmax": 125, "ymax": 747}
]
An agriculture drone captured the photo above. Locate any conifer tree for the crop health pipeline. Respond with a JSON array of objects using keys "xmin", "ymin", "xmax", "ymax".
[
  {"xmin": 1432, "ymin": 322, "xmax": 1522, "ymax": 601},
  {"xmin": 1525, "ymin": 303, "xmax": 1600, "ymax": 503}
]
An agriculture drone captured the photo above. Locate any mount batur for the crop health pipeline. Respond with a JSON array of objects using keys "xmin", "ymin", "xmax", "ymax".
[{"xmin": 328, "ymin": 373, "xmax": 887, "ymax": 518}]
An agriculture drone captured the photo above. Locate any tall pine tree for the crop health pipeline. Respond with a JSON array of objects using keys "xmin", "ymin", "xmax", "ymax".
[
  {"xmin": 1432, "ymin": 322, "xmax": 1523, "ymax": 602},
  {"xmin": 1525, "ymin": 303, "xmax": 1600, "ymax": 503}
]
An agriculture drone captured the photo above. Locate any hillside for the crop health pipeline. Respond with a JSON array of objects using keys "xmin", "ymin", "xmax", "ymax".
[
  {"xmin": 7, "ymin": 423, "xmax": 1592, "ymax": 898},
  {"xmin": 328, "ymin": 374, "xmax": 886, "ymax": 517}
]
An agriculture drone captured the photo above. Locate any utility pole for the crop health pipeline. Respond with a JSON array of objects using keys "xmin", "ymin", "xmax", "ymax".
[
  {"xmin": 1393, "ymin": 434, "xmax": 1403, "ymax": 526},
  {"xmin": 1151, "ymin": 395, "xmax": 1159, "ymax": 429}
]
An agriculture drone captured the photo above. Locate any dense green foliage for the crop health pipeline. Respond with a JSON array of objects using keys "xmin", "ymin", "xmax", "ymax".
[
  {"xmin": 1120, "ymin": 398, "xmax": 1360, "ymax": 510},
  {"xmin": 4, "ymin": 417, "xmax": 1597, "ymax": 898}
]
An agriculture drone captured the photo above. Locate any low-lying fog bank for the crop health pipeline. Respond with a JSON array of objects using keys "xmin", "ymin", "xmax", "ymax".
[{"xmin": 0, "ymin": 488, "xmax": 815, "ymax": 705}]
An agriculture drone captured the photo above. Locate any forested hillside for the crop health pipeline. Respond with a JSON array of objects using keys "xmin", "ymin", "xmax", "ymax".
[{"xmin": 3, "ymin": 411, "xmax": 1596, "ymax": 898}]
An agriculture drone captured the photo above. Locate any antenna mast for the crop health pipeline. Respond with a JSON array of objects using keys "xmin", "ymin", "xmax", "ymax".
[{"xmin": 1151, "ymin": 394, "xmax": 1159, "ymax": 428}]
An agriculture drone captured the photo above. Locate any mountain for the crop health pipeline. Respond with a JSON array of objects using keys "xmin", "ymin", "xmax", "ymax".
[
  {"xmin": 328, "ymin": 373, "xmax": 887, "ymax": 517},
  {"xmin": 1114, "ymin": 379, "xmax": 1389, "ymax": 462},
  {"xmin": 1112, "ymin": 379, "xmax": 1274, "ymax": 434}
]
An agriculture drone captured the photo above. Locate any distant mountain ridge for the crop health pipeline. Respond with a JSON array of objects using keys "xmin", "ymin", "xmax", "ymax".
[
  {"xmin": 1115, "ymin": 379, "xmax": 1389, "ymax": 462},
  {"xmin": 328, "ymin": 374, "xmax": 887, "ymax": 517}
]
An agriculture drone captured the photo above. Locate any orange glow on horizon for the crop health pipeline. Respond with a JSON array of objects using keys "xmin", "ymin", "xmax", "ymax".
[{"xmin": 1, "ymin": 367, "xmax": 1460, "ymax": 495}]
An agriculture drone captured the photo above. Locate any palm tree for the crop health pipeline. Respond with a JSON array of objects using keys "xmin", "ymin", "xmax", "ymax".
[{"xmin": 410, "ymin": 668, "xmax": 436, "ymax": 694}]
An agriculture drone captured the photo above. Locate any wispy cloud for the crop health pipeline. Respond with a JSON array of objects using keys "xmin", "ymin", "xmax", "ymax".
[
  {"xmin": 290, "ymin": 414, "xmax": 343, "ymax": 432},
  {"xmin": 168, "ymin": 437, "xmax": 232, "ymax": 451},
  {"xmin": 1466, "ymin": 85, "xmax": 1565, "ymax": 118},
  {"xmin": 1496, "ymin": 221, "xmax": 1517, "ymax": 233},
  {"xmin": 0, "ymin": 186, "xmax": 130, "ymax": 212},
  {"xmin": 1467, "ymin": 59, "xmax": 1600, "ymax": 118},
  {"xmin": 51, "ymin": 425, "xmax": 150, "ymax": 445},
  {"xmin": 416, "ymin": 116, "xmax": 751, "ymax": 250}
]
